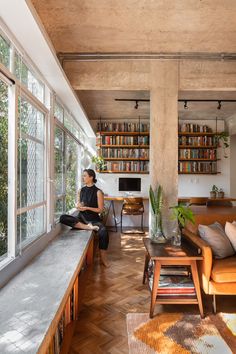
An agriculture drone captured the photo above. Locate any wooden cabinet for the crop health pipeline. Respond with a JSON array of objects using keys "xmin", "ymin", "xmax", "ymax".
[
  {"xmin": 96, "ymin": 122, "xmax": 149, "ymax": 174},
  {"xmin": 178, "ymin": 124, "xmax": 219, "ymax": 174}
]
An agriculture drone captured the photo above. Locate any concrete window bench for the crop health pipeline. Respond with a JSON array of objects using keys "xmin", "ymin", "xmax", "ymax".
[{"xmin": 0, "ymin": 229, "xmax": 94, "ymax": 354}]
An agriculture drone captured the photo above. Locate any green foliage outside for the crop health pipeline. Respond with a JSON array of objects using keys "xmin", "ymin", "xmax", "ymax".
[{"xmin": 0, "ymin": 79, "xmax": 8, "ymax": 256}]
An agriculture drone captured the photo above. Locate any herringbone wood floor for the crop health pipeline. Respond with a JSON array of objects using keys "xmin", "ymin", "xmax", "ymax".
[{"xmin": 69, "ymin": 231, "xmax": 236, "ymax": 354}]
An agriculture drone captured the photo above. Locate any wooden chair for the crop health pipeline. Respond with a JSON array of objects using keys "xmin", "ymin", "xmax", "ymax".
[
  {"xmin": 120, "ymin": 197, "xmax": 144, "ymax": 234},
  {"xmin": 189, "ymin": 197, "xmax": 208, "ymax": 206},
  {"xmin": 206, "ymin": 200, "xmax": 233, "ymax": 207}
]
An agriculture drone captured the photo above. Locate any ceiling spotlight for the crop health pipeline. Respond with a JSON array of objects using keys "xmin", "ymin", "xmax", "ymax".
[
  {"xmin": 217, "ymin": 100, "xmax": 221, "ymax": 110},
  {"xmin": 134, "ymin": 100, "xmax": 139, "ymax": 109},
  {"xmin": 184, "ymin": 100, "xmax": 188, "ymax": 109}
]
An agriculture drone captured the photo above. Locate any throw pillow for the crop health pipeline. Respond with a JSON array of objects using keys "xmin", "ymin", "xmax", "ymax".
[
  {"xmin": 198, "ymin": 222, "xmax": 235, "ymax": 259},
  {"xmin": 225, "ymin": 221, "xmax": 236, "ymax": 252}
]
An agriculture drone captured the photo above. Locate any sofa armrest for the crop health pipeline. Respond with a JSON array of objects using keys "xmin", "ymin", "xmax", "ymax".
[{"xmin": 182, "ymin": 228, "xmax": 213, "ymax": 293}]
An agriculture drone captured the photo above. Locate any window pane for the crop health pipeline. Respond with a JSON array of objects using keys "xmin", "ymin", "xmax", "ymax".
[
  {"xmin": 17, "ymin": 138, "xmax": 44, "ymax": 208},
  {"xmin": 0, "ymin": 79, "xmax": 8, "ymax": 259},
  {"xmin": 0, "ymin": 34, "xmax": 10, "ymax": 68},
  {"xmin": 19, "ymin": 99, "xmax": 44, "ymax": 141},
  {"xmin": 54, "ymin": 127, "xmax": 65, "ymax": 196},
  {"xmin": 54, "ymin": 102, "xmax": 63, "ymax": 123},
  {"xmin": 65, "ymin": 136, "xmax": 79, "ymax": 211},
  {"xmin": 14, "ymin": 53, "xmax": 44, "ymax": 103},
  {"xmin": 55, "ymin": 198, "xmax": 64, "ymax": 221},
  {"xmin": 17, "ymin": 205, "xmax": 45, "ymax": 247}
]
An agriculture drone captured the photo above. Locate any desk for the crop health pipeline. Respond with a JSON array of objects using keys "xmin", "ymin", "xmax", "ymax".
[
  {"xmin": 178, "ymin": 196, "xmax": 236, "ymax": 203},
  {"xmin": 104, "ymin": 196, "xmax": 149, "ymax": 231},
  {"xmin": 143, "ymin": 238, "xmax": 204, "ymax": 318}
]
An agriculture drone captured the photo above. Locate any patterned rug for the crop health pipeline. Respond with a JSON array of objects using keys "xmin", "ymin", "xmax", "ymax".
[{"xmin": 127, "ymin": 313, "xmax": 234, "ymax": 354}]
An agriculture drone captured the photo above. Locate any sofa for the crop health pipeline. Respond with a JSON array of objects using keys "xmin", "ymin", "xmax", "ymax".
[{"xmin": 183, "ymin": 210, "xmax": 236, "ymax": 313}]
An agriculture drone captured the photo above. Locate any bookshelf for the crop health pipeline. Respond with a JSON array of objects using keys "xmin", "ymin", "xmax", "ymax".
[
  {"xmin": 178, "ymin": 123, "xmax": 219, "ymax": 175},
  {"xmin": 96, "ymin": 121, "xmax": 149, "ymax": 174}
]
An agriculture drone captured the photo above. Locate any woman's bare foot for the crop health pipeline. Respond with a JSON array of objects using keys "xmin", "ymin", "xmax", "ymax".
[
  {"xmin": 88, "ymin": 223, "xmax": 99, "ymax": 231},
  {"xmin": 100, "ymin": 249, "xmax": 109, "ymax": 267}
]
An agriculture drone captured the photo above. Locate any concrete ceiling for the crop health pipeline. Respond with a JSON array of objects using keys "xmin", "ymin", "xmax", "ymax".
[
  {"xmin": 30, "ymin": 0, "xmax": 236, "ymax": 127},
  {"xmin": 31, "ymin": 0, "xmax": 236, "ymax": 53}
]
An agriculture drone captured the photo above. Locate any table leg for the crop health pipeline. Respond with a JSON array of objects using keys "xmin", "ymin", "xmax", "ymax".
[
  {"xmin": 190, "ymin": 260, "xmax": 204, "ymax": 318},
  {"xmin": 142, "ymin": 252, "xmax": 150, "ymax": 285},
  {"xmin": 111, "ymin": 200, "xmax": 118, "ymax": 232},
  {"xmin": 150, "ymin": 261, "xmax": 161, "ymax": 318}
]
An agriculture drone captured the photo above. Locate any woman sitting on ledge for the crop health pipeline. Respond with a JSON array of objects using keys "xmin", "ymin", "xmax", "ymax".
[{"xmin": 60, "ymin": 169, "xmax": 109, "ymax": 267}]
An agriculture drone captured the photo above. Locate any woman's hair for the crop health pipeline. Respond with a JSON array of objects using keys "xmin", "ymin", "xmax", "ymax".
[{"xmin": 83, "ymin": 169, "xmax": 97, "ymax": 183}]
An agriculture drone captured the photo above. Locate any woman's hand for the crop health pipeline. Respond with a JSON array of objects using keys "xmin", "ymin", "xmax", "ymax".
[{"xmin": 78, "ymin": 206, "xmax": 88, "ymax": 211}]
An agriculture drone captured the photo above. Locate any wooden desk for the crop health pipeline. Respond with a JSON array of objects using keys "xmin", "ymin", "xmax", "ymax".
[
  {"xmin": 190, "ymin": 206, "xmax": 236, "ymax": 215},
  {"xmin": 143, "ymin": 238, "xmax": 204, "ymax": 318},
  {"xmin": 178, "ymin": 196, "xmax": 236, "ymax": 203}
]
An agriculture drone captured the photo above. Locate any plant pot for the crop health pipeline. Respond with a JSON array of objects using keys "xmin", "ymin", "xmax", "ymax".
[
  {"xmin": 210, "ymin": 191, "xmax": 216, "ymax": 198},
  {"xmin": 150, "ymin": 213, "xmax": 166, "ymax": 243},
  {"xmin": 217, "ymin": 191, "xmax": 224, "ymax": 198}
]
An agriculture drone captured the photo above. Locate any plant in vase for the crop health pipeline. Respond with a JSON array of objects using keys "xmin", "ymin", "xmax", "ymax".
[
  {"xmin": 91, "ymin": 155, "xmax": 106, "ymax": 172},
  {"xmin": 210, "ymin": 185, "xmax": 218, "ymax": 199},
  {"xmin": 149, "ymin": 185, "xmax": 166, "ymax": 243},
  {"xmin": 169, "ymin": 204, "xmax": 195, "ymax": 246}
]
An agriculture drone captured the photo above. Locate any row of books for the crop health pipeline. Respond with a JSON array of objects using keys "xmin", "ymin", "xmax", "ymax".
[
  {"xmin": 178, "ymin": 161, "xmax": 217, "ymax": 173},
  {"xmin": 99, "ymin": 135, "xmax": 149, "ymax": 146},
  {"xmin": 47, "ymin": 283, "xmax": 78, "ymax": 354},
  {"xmin": 97, "ymin": 122, "xmax": 150, "ymax": 132},
  {"xmin": 104, "ymin": 161, "xmax": 149, "ymax": 172},
  {"xmin": 179, "ymin": 123, "xmax": 212, "ymax": 133},
  {"xmin": 179, "ymin": 148, "xmax": 217, "ymax": 159},
  {"xmin": 179, "ymin": 136, "xmax": 216, "ymax": 147},
  {"xmin": 99, "ymin": 147, "xmax": 149, "ymax": 158}
]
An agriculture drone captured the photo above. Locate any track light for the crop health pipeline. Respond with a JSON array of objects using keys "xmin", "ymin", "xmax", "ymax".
[
  {"xmin": 134, "ymin": 100, "xmax": 139, "ymax": 109},
  {"xmin": 217, "ymin": 100, "xmax": 221, "ymax": 110},
  {"xmin": 184, "ymin": 100, "xmax": 188, "ymax": 109}
]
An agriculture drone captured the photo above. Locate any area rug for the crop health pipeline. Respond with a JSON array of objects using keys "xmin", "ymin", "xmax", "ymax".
[{"xmin": 126, "ymin": 313, "xmax": 233, "ymax": 354}]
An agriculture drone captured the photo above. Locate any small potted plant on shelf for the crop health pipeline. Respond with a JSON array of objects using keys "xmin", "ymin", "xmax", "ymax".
[
  {"xmin": 169, "ymin": 204, "xmax": 195, "ymax": 246},
  {"xmin": 91, "ymin": 155, "xmax": 106, "ymax": 172},
  {"xmin": 210, "ymin": 185, "xmax": 218, "ymax": 198},
  {"xmin": 149, "ymin": 185, "xmax": 166, "ymax": 243},
  {"xmin": 217, "ymin": 188, "xmax": 224, "ymax": 198}
]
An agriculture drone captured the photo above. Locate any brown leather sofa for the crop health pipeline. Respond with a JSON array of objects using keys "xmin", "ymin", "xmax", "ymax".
[{"xmin": 183, "ymin": 209, "xmax": 236, "ymax": 312}]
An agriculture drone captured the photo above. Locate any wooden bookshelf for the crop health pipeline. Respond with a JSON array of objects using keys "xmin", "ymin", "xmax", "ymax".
[
  {"xmin": 96, "ymin": 122, "xmax": 150, "ymax": 174},
  {"xmin": 178, "ymin": 123, "xmax": 219, "ymax": 175}
]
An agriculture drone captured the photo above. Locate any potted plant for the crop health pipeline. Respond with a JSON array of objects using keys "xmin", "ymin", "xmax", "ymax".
[
  {"xmin": 149, "ymin": 185, "xmax": 166, "ymax": 243},
  {"xmin": 217, "ymin": 188, "xmax": 224, "ymax": 198},
  {"xmin": 91, "ymin": 155, "xmax": 106, "ymax": 172},
  {"xmin": 210, "ymin": 185, "xmax": 218, "ymax": 199},
  {"xmin": 169, "ymin": 204, "xmax": 195, "ymax": 246},
  {"xmin": 215, "ymin": 131, "xmax": 230, "ymax": 158}
]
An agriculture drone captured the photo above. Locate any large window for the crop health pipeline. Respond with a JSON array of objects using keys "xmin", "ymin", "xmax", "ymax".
[
  {"xmin": 0, "ymin": 79, "xmax": 9, "ymax": 259},
  {"xmin": 0, "ymin": 33, "xmax": 10, "ymax": 68},
  {"xmin": 17, "ymin": 98, "xmax": 46, "ymax": 248}
]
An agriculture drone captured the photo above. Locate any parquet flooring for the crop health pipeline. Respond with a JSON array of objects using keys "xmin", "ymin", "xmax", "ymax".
[{"xmin": 69, "ymin": 230, "xmax": 236, "ymax": 354}]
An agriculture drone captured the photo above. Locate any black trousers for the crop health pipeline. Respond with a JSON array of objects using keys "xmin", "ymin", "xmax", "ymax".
[{"xmin": 59, "ymin": 214, "xmax": 109, "ymax": 250}]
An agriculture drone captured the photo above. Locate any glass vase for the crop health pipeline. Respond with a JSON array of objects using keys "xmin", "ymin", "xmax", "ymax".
[
  {"xmin": 171, "ymin": 225, "xmax": 182, "ymax": 247},
  {"xmin": 150, "ymin": 213, "xmax": 166, "ymax": 243}
]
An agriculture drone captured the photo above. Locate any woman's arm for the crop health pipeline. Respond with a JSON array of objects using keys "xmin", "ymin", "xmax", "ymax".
[{"xmin": 78, "ymin": 190, "xmax": 104, "ymax": 213}]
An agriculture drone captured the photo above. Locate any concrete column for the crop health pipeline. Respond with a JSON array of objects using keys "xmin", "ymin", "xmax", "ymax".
[{"xmin": 150, "ymin": 61, "xmax": 179, "ymax": 236}]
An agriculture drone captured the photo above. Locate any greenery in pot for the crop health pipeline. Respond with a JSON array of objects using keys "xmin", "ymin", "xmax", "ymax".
[
  {"xmin": 91, "ymin": 155, "xmax": 106, "ymax": 171},
  {"xmin": 215, "ymin": 131, "xmax": 230, "ymax": 158},
  {"xmin": 170, "ymin": 204, "xmax": 195, "ymax": 230},
  {"xmin": 210, "ymin": 184, "xmax": 218, "ymax": 198},
  {"xmin": 149, "ymin": 185, "xmax": 166, "ymax": 243}
]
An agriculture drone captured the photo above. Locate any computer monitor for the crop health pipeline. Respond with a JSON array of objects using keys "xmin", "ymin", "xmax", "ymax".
[{"xmin": 118, "ymin": 177, "xmax": 141, "ymax": 192}]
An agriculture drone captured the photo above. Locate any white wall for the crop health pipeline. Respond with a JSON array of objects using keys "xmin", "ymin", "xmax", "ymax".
[{"xmin": 178, "ymin": 120, "xmax": 230, "ymax": 197}]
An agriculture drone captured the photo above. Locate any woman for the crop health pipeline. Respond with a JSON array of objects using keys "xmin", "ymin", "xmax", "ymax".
[{"xmin": 60, "ymin": 169, "xmax": 109, "ymax": 267}]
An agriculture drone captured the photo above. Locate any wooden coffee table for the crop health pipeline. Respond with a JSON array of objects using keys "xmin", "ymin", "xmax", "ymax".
[{"xmin": 143, "ymin": 237, "xmax": 204, "ymax": 318}]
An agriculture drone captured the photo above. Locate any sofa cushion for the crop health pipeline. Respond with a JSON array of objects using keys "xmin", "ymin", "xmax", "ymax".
[
  {"xmin": 198, "ymin": 222, "xmax": 235, "ymax": 259},
  {"xmin": 211, "ymin": 257, "xmax": 236, "ymax": 283},
  {"xmin": 225, "ymin": 221, "xmax": 236, "ymax": 252}
]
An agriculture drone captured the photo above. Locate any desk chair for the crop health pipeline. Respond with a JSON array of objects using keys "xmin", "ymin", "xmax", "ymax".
[
  {"xmin": 206, "ymin": 200, "xmax": 233, "ymax": 207},
  {"xmin": 189, "ymin": 197, "xmax": 208, "ymax": 206},
  {"xmin": 120, "ymin": 197, "xmax": 144, "ymax": 234}
]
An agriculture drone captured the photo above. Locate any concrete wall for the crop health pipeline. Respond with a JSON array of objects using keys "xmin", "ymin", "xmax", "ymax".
[{"xmin": 230, "ymin": 134, "xmax": 236, "ymax": 198}]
